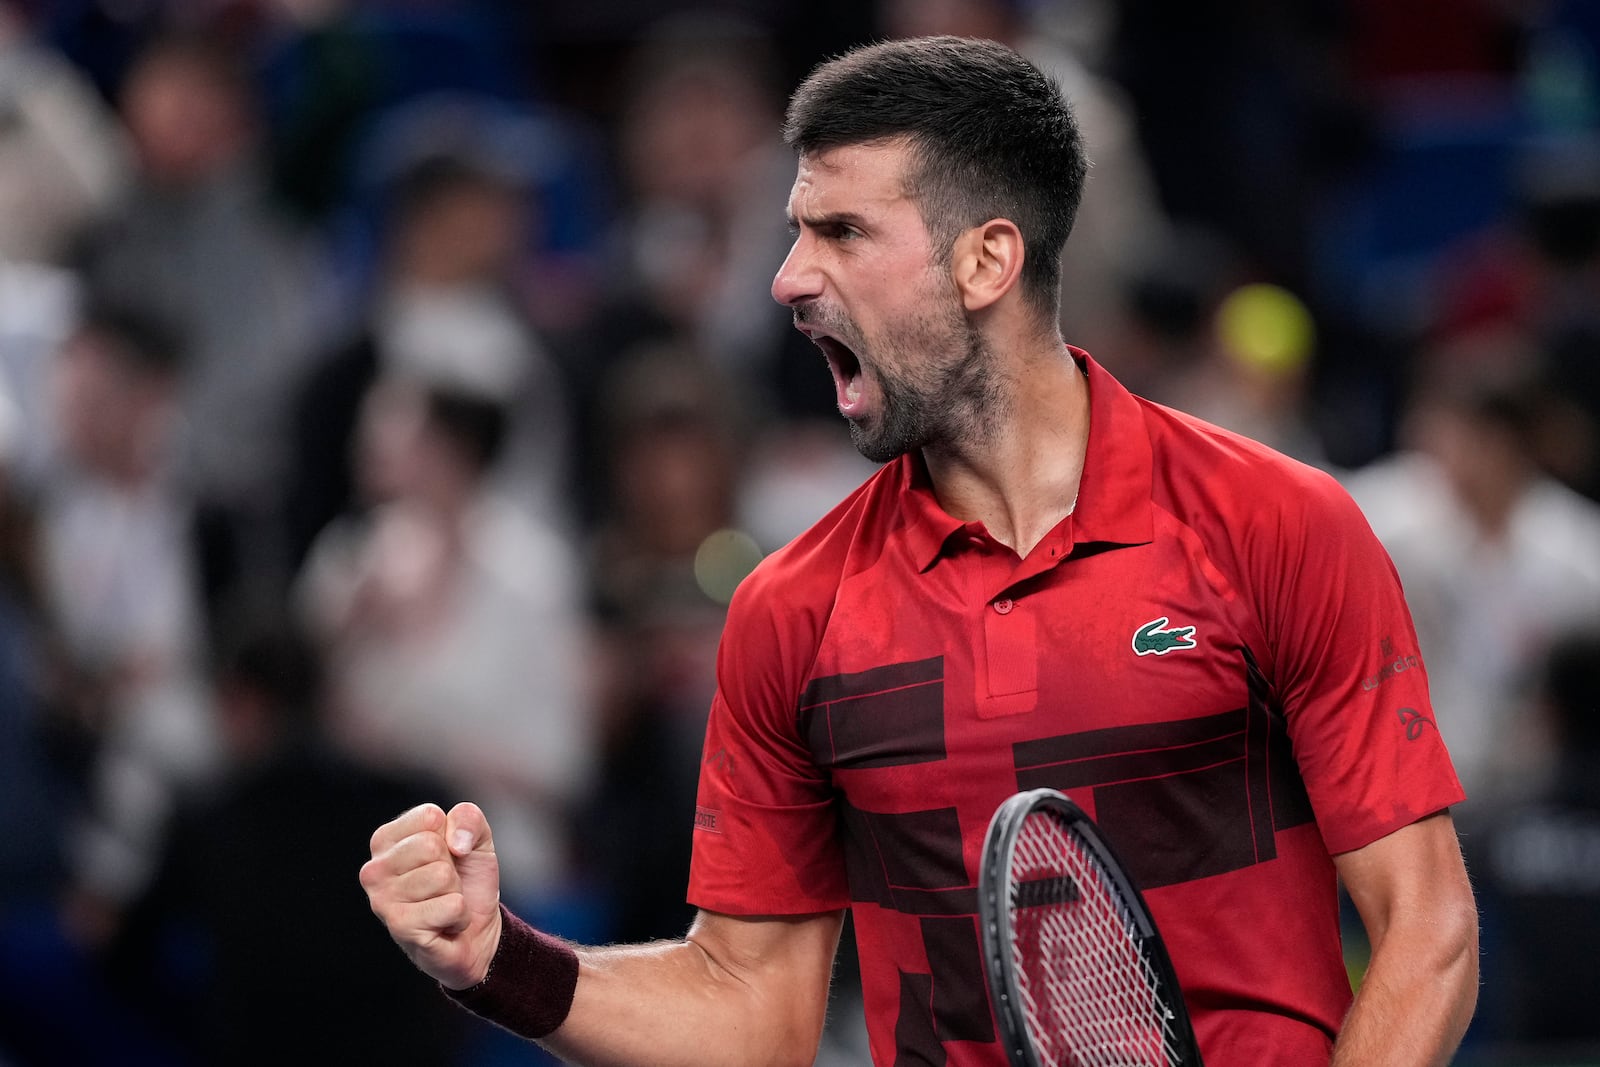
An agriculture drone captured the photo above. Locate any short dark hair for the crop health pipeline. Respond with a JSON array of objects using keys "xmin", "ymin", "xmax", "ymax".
[
  {"xmin": 389, "ymin": 151, "xmax": 518, "ymax": 229},
  {"xmin": 783, "ymin": 35, "xmax": 1088, "ymax": 318},
  {"xmin": 213, "ymin": 605, "xmax": 326, "ymax": 732},
  {"xmin": 76, "ymin": 299, "xmax": 187, "ymax": 378},
  {"xmin": 424, "ymin": 386, "xmax": 509, "ymax": 474}
]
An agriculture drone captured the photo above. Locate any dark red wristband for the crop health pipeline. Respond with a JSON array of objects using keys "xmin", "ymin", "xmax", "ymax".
[{"xmin": 442, "ymin": 904, "xmax": 580, "ymax": 1040}]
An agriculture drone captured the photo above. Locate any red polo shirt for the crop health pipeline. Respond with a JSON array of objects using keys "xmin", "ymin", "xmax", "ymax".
[{"xmin": 688, "ymin": 351, "xmax": 1463, "ymax": 1066}]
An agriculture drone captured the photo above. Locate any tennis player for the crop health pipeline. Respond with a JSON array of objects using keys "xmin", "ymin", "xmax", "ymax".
[{"xmin": 361, "ymin": 35, "xmax": 1478, "ymax": 1065}]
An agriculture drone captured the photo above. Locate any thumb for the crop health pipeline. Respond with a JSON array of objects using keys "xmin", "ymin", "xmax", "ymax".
[
  {"xmin": 444, "ymin": 801, "xmax": 501, "ymax": 920},
  {"xmin": 446, "ymin": 801, "xmax": 495, "ymax": 858}
]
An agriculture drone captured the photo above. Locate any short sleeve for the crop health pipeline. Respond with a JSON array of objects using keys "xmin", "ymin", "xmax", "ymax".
[
  {"xmin": 1250, "ymin": 467, "xmax": 1465, "ymax": 856},
  {"xmin": 686, "ymin": 564, "xmax": 850, "ymax": 914}
]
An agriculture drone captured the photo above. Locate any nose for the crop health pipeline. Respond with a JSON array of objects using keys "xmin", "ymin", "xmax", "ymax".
[{"xmin": 771, "ymin": 235, "xmax": 820, "ymax": 308}]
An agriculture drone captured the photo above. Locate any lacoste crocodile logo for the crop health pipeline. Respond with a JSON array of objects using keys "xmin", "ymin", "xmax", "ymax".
[{"xmin": 1132, "ymin": 617, "xmax": 1198, "ymax": 656}]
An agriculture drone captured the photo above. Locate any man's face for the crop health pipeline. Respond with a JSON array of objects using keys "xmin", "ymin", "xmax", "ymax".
[
  {"xmin": 772, "ymin": 140, "xmax": 996, "ymax": 462},
  {"xmin": 53, "ymin": 330, "xmax": 171, "ymax": 476}
]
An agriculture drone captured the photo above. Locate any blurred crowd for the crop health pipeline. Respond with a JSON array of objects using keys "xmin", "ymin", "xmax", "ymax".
[{"xmin": 0, "ymin": 1, "xmax": 1596, "ymax": 1065}]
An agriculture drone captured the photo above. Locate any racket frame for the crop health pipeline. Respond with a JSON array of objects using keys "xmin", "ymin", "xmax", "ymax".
[{"xmin": 978, "ymin": 786, "xmax": 1203, "ymax": 1067}]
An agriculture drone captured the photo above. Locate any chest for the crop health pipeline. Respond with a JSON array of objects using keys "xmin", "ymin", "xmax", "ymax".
[
  {"xmin": 805, "ymin": 527, "xmax": 1258, "ymax": 762},
  {"xmin": 796, "ymin": 525, "xmax": 1311, "ymax": 896}
]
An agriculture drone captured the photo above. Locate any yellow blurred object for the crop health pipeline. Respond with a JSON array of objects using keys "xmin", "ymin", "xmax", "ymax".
[
  {"xmin": 1216, "ymin": 283, "xmax": 1315, "ymax": 376},
  {"xmin": 694, "ymin": 528, "xmax": 764, "ymax": 605}
]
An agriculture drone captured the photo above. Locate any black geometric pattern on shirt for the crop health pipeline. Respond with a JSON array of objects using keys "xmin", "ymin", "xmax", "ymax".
[
  {"xmin": 1012, "ymin": 663, "xmax": 1314, "ymax": 888},
  {"xmin": 800, "ymin": 658, "xmax": 992, "ymax": 1054},
  {"xmin": 893, "ymin": 972, "xmax": 946, "ymax": 1067},
  {"xmin": 838, "ymin": 802, "xmax": 977, "ymax": 913},
  {"xmin": 803, "ymin": 653, "xmax": 1315, "ymax": 1057},
  {"xmin": 921, "ymin": 916, "xmax": 993, "ymax": 1043},
  {"xmin": 798, "ymin": 656, "xmax": 946, "ymax": 769}
]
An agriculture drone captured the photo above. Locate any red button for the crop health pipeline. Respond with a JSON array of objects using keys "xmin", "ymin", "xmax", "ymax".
[{"xmin": 993, "ymin": 598, "xmax": 1014, "ymax": 615}]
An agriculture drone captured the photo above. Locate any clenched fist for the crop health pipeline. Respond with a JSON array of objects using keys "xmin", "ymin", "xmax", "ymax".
[{"xmin": 360, "ymin": 801, "xmax": 504, "ymax": 990}]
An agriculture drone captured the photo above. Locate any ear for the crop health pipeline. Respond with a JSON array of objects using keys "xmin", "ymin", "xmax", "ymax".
[{"xmin": 951, "ymin": 218, "xmax": 1025, "ymax": 313}]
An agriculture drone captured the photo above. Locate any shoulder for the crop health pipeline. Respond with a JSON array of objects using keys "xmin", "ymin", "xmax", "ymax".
[
  {"xmin": 719, "ymin": 460, "xmax": 905, "ymax": 683},
  {"xmin": 1138, "ymin": 399, "xmax": 1364, "ymax": 536},
  {"xmin": 731, "ymin": 460, "xmax": 901, "ymax": 620},
  {"xmin": 1131, "ymin": 400, "xmax": 1396, "ymax": 637}
]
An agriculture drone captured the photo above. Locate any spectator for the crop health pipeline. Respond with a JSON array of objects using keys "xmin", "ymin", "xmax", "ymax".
[
  {"xmin": 1466, "ymin": 628, "xmax": 1600, "ymax": 1058},
  {"xmin": 0, "ymin": 362, "xmax": 62, "ymax": 914},
  {"xmin": 0, "ymin": 0, "xmax": 129, "ymax": 267},
  {"xmin": 1344, "ymin": 357, "xmax": 1600, "ymax": 804},
  {"xmin": 1098, "ymin": 222, "xmax": 1246, "ymax": 405},
  {"xmin": 584, "ymin": 18, "xmax": 820, "ymax": 424},
  {"xmin": 0, "ymin": 0, "xmax": 126, "ymax": 492},
  {"xmin": 103, "ymin": 604, "xmax": 473, "ymax": 1066},
  {"xmin": 285, "ymin": 146, "xmax": 573, "ymax": 572},
  {"xmin": 587, "ymin": 343, "xmax": 749, "ymax": 621},
  {"xmin": 1171, "ymin": 280, "xmax": 1330, "ymax": 469},
  {"xmin": 73, "ymin": 29, "xmax": 329, "ymax": 617},
  {"xmin": 583, "ymin": 345, "xmax": 752, "ymax": 944},
  {"xmin": 1430, "ymin": 141, "xmax": 1600, "ymax": 501},
  {"xmin": 297, "ymin": 373, "xmax": 597, "ymax": 923},
  {"xmin": 35, "ymin": 302, "xmax": 219, "ymax": 930}
]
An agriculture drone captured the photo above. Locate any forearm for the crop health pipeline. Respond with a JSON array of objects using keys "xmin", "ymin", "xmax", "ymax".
[
  {"xmin": 549, "ymin": 939, "xmax": 810, "ymax": 1067},
  {"xmin": 458, "ymin": 908, "xmax": 842, "ymax": 1067},
  {"xmin": 1329, "ymin": 901, "xmax": 1479, "ymax": 1066}
]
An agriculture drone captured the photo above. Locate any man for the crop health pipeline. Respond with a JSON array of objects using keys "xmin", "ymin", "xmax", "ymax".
[
  {"xmin": 1466, "ymin": 629, "xmax": 1600, "ymax": 1050},
  {"xmin": 362, "ymin": 36, "xmax": 1479, "ymax": 1065},
  {"xmin": 107, "ymin": 611, "xmax": 471, "ymax": 1066}
]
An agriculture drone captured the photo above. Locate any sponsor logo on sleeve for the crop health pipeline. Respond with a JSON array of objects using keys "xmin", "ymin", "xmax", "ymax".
[
  {"xmin": 694, "ymin": 805, "xmax": 723, "ymax": 833},
  {"xmin": 1396, "ymin": 706, "xmax": 1436, "ymax": 741},
  {"xmin": 1363, "ymin": 635, "xmax": 1422, "ymax": 691}
]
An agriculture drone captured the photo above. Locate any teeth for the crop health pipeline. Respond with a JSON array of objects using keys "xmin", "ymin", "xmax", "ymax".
[{"xmin": 845, "ymin": 376, "xmax": 861, "ymax": 404}]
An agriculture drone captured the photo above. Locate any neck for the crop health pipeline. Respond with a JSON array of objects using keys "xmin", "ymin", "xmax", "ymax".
[{"xmin": 922, "ymin": 336, "xmax": 1089, "ymax": 557}]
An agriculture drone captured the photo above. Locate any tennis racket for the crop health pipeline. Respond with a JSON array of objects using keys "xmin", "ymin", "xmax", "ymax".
[{"xmin": 978, "ymin": 787, "xmax": 1203, "ymax": 1067}]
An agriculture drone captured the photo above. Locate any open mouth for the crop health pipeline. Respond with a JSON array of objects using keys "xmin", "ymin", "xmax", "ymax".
[
  {"xmin": 797, "ymin": 322, "xmax": 866, "ymax": 414},
  {"xmin": 817, "ymin": 336, "xmax": 863, "ymax": 406}
]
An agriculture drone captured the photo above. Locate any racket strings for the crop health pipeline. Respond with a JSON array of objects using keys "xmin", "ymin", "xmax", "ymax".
[{"xmin": 1008, "ymin": 811, "xmax": 1183, "ymax": 1067}]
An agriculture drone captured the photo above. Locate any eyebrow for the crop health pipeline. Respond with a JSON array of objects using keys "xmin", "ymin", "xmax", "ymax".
[{"xmin": 786, "ymin": 209, "xmax": 871, "ymax": 233}]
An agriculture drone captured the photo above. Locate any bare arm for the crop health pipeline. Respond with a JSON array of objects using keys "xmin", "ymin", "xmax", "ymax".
[
  {"xmin": 1330, "ymin": 811, "xmax": 1479, "ymax": 1066},
  {"xmin": 361, "ymin": 803, "xmax": 844, "ymax": 1067},
  {"xmin": 547, "ymin": 909, "xmax": 844, "ymax": 1067}
]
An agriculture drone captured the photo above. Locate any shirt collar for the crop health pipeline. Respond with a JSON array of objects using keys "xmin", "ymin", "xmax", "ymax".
[
  {"xmin": 900, "ymin": 452, "xmax": 965, "ymax": 570},
  {"xmin": 900, "ymin": 347, "xmax": 1155, "ymax": 571},
  {"xmin": 1070, "ymin": 348, "xmax": 1156, "ymax": 549}
]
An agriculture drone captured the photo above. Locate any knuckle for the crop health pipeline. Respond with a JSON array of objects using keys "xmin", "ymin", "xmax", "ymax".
[{"xmin": 415, "ymin": 832, "xmax": 450, "ymax": 864}]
